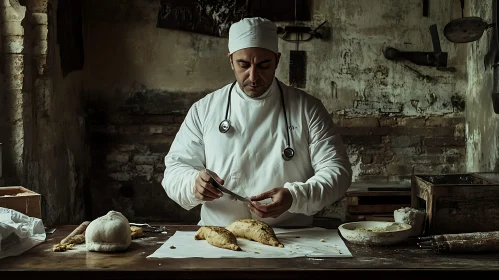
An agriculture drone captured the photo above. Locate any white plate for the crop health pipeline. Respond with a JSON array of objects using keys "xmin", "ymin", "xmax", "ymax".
[{"xmin": 338, "ymin": 221, "xmax": 412, "ymax": 246}]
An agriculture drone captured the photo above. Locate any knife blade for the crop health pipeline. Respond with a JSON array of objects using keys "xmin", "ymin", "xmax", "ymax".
[{"xmin": 204, "ymin": 169, "xmax": 251, "ymax": 203}]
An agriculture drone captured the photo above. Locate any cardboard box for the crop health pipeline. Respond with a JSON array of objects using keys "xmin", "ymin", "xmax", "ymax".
[
  {"xmin": 0, "ymin": 186, "xmax": 42, "ymax": 218},
  {"xmin": 411, "ymin": 173, "xmax": 499, "ymax": 235}
]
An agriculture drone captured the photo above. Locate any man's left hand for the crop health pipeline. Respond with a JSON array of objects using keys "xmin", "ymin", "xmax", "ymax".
[{"xmin": 249, "ymin": 188, "xmax": 292, "ymax": 218}]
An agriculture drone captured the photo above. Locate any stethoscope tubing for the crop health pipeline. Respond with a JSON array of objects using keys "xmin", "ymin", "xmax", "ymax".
[{"xmin": 219, "ymin": 78, "xmax": 294, "ymax": 160}]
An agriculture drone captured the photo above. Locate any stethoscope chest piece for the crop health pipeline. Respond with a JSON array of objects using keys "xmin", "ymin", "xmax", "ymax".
[
  {"xmin": 219, "ymin": 120, "xmax": 231, "ymax": 133},
  {"xmin": 282, "ymin": 147, "xmax": 295, "ymax": 161}
]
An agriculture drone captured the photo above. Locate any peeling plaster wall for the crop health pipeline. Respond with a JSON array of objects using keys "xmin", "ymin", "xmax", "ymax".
[
  {"xmin": 465, "ymin": 0, "xmax": 499, "ymax": 172},
  {"xmin": 280, "ymin": 1, "xmax": 467, "ymax": 117},
  {"xmin": 82, "ymin": 0, "xmax": 469, "ymax": 222},
  {"xmin": 83, "ymin": 0, "xmax": 468, "ymax": 116},
  {"xmin": 82, "ymin": 0, "xmax": 233, "ymax": 113},
  {"xmin": 1, "ymin": 0, "xmax": 89, "ymax": 225},
  {"xmin": 24, "ymin": 0, "xmax": 89, "ymax": 225}
]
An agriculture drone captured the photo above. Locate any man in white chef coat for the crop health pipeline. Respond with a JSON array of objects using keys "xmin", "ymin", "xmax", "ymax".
[{"xmin": 162, "ymin": 17, "xmax": 352, "ymax": 227}]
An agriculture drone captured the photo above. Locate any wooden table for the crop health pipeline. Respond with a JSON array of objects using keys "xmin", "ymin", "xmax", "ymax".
[{"xmin": 1, "ymin": 225, "xmax": 498, "ymax": 279}]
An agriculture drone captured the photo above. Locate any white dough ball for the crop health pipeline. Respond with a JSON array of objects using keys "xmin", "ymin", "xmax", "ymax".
[{"xmin": 85, "ymin": 210, "xmax": 132, "ymax": 252}]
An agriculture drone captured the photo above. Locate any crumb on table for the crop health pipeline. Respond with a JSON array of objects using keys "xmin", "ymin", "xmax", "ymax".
[{"xmin": 169, "ymin": 245, "xmax": 176, "ymax": 249}]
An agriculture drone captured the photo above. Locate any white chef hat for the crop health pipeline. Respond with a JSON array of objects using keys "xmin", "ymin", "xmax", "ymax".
[{"xmin": 228, "ymin": 17, "xmax": 278, "ymax": 55}]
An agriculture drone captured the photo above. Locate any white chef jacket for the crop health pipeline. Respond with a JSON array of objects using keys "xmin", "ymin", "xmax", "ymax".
[{"xmin": 162, "ymin": 79, "xmax": 352, "ymax": 227}]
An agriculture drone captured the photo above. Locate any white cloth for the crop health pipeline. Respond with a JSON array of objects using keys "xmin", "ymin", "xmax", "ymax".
[
  {"xmin": 162, "ymin": 79, "xmax": 352, "ymax": 227},
  {"xmin": 228, "ymin": 17, "xmax": 278, "ymax": 54},
  {"xmin": 0, "ymin": 207, "xmax": 46, "ymax": 260}
]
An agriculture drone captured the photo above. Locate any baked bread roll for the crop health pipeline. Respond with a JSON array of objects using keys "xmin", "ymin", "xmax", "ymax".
[
  {"xmin": 130, "ymin": 226, "xmax": 144, "ymax": 239},
  {"xmin": 85, "ymin": 210, "xmax": 132, "ymax": 252},
  {"xmin": 195, "ymin": 226, "xmax": 241, "ymax": 251},
  {"xmin": 226, "ymin": 219, "xmax": 284, "ymax": 248}
]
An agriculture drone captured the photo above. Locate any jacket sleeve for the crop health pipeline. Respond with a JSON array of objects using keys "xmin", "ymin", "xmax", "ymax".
[
  {"xmin": 161, "ymin": 102, "xmax": 206, "ymax": 210},
  {"xmin": 284, "ymin": 99, "xmax": 352, "ymax": 216}
]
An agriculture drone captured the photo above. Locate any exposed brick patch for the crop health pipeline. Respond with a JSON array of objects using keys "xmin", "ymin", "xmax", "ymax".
[
  {"xmin": 386, "ymin": 136, "xmax": 422, "ymax": 148},
  {"xmin": 339, "ymin": 126, "xmax": 391, "ymax": 136},
  {"xmin": 423, "ymin": 137, "xmax": 466, "ymax": 147},
  {"xmin": 342, "ymin": 135, "xmax": 382, "ymax": 145},
  {"xmin": 425, "ymin": 116, "xmax": 465, "ymax": 127},
  {"xmin": 109, "ymin": 113, "xmax": 186, "ymax": 125},
  {"xmin": 372, "ymin": 150, "xmax": 395, "ymax": 164},
  {"xmin": 133, "ymin": 154, "xmax": 162, "ymax": 165},
  {"xmin": 379, "ymin": 117, "xmax": 397, "ymax": 126},
  {"xmin": 397, "ymin": 117, "xmax": 425, "ymax": 127},
  {"xmin": 90, "ymin": 116, "xmax": 466, "ymax": 182},
  {"xmin": 386, "ymin": 164, "xmax": 413, "ymax": 175},
  {"xmin": 119, "ymin": 90, "xmax": 206, "ymax": 115},
  {"xmin": 361, "ymin": 154, "xmax": 373, "ymax": 164},
  {"xmin": 339, "ymin": 117, "xmax": 379, "ymax": 127},
  {"xmin": 343, "ymin": 116, "xmax": 465, "ymax": 182},
  {"xmin": 106, "ymin": 153, "xmax": 130, "ymax": 163},
  {"xmin": 423, "ymin": 147, "xmax": 445, "ymax": 154},
  {"xmin": 389, "ymin": 127, "xmax": 456, "ymax": 136}
]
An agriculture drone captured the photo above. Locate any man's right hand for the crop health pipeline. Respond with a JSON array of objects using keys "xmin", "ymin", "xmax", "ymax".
[{"xmin": 194, "ymin": 169, "xmax": 224, "ymax": 201}]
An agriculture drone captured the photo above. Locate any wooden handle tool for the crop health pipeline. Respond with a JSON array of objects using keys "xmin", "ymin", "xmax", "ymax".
[
  {"xmin": 419, "ymin": 237, "xmax": 499, "ymax": 253},
  {"xmin": 60, "ymin": 221, "xmax": 90, "ymax": 244},
  {"xmin": 419, "ymin": 231, "xmax": 499, "ymax": 242}
]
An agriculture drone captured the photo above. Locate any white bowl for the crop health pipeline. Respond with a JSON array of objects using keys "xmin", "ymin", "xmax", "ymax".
[{"xmin": 338, "ymin": 221, "xmax": 412, "ymax": 246}]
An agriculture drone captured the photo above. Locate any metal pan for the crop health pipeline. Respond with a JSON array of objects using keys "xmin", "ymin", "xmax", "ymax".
[{"xmin": 444, "ymin": 16, "xmax": 494, "ymax": 43}]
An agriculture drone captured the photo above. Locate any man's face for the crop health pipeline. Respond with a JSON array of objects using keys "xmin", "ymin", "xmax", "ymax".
[{"xmin": 228, "ymin": 47, "xmax": 281, "ymax": 98}]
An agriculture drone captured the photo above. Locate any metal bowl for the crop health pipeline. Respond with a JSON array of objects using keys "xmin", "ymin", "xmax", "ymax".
[{"xmin": 338, "ymin": 221, "xmax": 412, "ymax": 246}]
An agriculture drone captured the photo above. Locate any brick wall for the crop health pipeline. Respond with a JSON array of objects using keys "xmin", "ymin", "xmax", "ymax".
[
  {"xmin": 336, "ymin": 116, "xmax": 466, "ymax": 182},
  {"xmin": 86, "ymin": 91, "xmax": 204, "ymax": 223},
  {"xmin": 88, "ymin": 111, "xmax": 197, "ymax": 223},
  {"xmin": 88, "ymin": 93, "xmax": 465, "ymax": 222}
]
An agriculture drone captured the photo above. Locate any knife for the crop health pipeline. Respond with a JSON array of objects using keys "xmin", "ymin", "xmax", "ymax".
[
  {"xmin": 129, "ymin": 223, "xmax": 166, "ymax": 233},
  {"xmin": 204, "ymin": 169, "xmax": 251, "ymax": 203}
]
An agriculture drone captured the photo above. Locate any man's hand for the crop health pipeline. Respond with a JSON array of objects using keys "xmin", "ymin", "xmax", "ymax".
[
  {"xmin": 194, "ymin": 169, "xmax": 224, "ymax": 201},
  {"xmin": 249, "ymin": 188, "xmax": 292, "ymax": 218}
]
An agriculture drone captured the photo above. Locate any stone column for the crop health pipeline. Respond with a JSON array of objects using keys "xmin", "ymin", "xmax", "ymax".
[{"xmin": 0, "ymin": 0, "xmax": 26, "ymax": 185}]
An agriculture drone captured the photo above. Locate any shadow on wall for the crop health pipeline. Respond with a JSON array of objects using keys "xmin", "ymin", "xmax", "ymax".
[
  {"xmin": 83, "ymin": 59, "xmax": 210, "ymax": 223},
  {"xmin": 85, "ymin": 93, "xmax": 204, "ymax": 223}
]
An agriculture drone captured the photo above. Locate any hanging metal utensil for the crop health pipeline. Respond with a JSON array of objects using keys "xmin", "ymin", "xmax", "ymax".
[{"xmin": 444, "ymin": 16, "xmax": 495, "ymax": 43}]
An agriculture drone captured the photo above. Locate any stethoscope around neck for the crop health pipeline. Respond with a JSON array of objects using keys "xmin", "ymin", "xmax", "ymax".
[{"xmin": 219, "ymin": 78, "xmax": 295, "ymax": 161}]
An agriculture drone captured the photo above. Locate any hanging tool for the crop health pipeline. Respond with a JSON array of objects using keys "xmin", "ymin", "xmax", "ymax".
[
  {"xmin": 422, "ymin": 0, "xmax": 429, "ymax": 17},
  {"xmin": 460, "ymin": 0, "xmax": 464, "ymax": 18},
  {"xmin": 403, "ymin": 65, "xmax": 434, "ymax": 82},
  {"xmin": 429, "ymin": 24, "xmax": 455, "ymax": 72},
  {"xmin": 444, "ymin": 17, "xmax": 495, "ymax": 43},
  {"xmin": 443, "ymin": 0, "xmax": 495, "ymax": 43},
  {"xmin": 277, "ymin": 21, "xmax": 328, "ymax": 42},
  {"xmin": 384, "ymin": 24, "xmax": 456, "ymax": 72}
]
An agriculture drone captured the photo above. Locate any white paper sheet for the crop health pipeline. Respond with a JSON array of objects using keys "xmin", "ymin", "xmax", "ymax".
[{"xmin": 147, "ymin": 227, "xmax": 352, "ymax": 258}]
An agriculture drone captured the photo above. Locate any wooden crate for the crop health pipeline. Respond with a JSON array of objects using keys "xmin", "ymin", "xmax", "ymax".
[
  {"xmin": 0, "ymin": 186, "xmax": 42, "ymax": 218},
  {"xmin": 472, "ymin": 172, "xmax": 499, "ymax": 184},
  {"xmin": 411, "ymin": 173, "xmax": 499, "ymax": 235},
  {"xmin": 345, "ymin": 183, "xmax": 411, "ymax": 222}
]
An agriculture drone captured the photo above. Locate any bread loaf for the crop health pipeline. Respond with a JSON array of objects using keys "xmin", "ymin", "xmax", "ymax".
[{"xmin": 226, "ymin": 219, "xmax": 283, "ymax": 248}]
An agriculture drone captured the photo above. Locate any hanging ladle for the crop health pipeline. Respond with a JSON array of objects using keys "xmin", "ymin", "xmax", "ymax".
[{"xmin": 444, "ymin": 16, "xmax": 495, "ymax": 43}]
